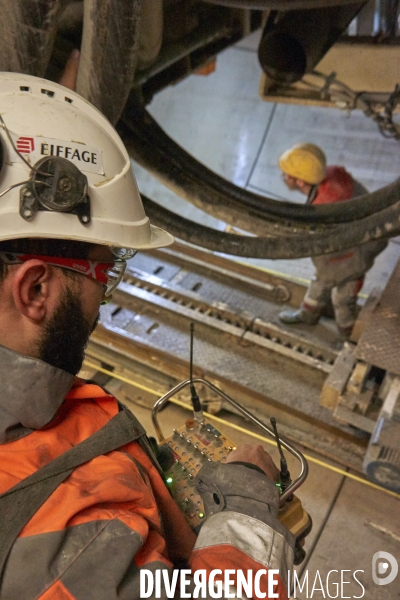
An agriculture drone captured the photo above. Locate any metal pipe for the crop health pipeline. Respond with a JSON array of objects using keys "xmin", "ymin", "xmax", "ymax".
[
  {"xmin": 151, "ymin": 377, "xmax": 308, "ymax": 504},
  {"xmin": 258, "ymin": 3, "xmax": 366, "ymax": 84}
]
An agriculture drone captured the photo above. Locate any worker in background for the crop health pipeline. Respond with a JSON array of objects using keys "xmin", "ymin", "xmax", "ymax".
[
  {"xmin": 0, "ymin": 73, "xmax": 294, "ymax": 599},
  {"xmin": 278, "ymin": 143, "xmax": 387, "ymax": 339}
]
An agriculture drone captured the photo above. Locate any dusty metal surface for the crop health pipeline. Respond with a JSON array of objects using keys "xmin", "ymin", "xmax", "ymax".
[
  {"xmin": 120, "ymin": 266, "xmax": 336, "ymax": 371},
  {"xmin": 87, "ymin": 327, "xmax": 367, "ymax": 473},
  {"xmin": 85, "ymin": 244, "xmax": 370, "ymax": 472},
  {"xmin": 96, "ymin": 245, "xmax": 342, "ymax": 416},
  {"xmin": 356, "ymin": 259, "xmax": 400, "ymax": 375},
  {"xmin": 141, "ymin": 242, "xmax": 306, "ymax": 307},
  {"xmin": 99, "ymin": 292, "xmax": 329, "ymax": 414},
  {"xmin": 133, "ymin": 243, "xmax": 341, "ymax": 343}
]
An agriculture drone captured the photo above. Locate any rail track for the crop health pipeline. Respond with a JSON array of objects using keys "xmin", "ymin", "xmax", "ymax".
[{"xmin": 86, "ymin": 243, "xmax": 368, "ymax": 473}]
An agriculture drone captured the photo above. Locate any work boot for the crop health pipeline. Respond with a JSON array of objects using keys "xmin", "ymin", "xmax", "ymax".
[{"xmin": 279, "ymin": 308, "xmax": 320, "ymax": 326}]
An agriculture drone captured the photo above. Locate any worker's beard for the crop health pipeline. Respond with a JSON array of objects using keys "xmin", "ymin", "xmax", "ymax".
[{"xmin": 39, "ymin": 284, "xmax": 99, "ymax": 375}]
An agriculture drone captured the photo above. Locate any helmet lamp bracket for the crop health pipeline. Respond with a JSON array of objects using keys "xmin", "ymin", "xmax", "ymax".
[{"xmin": 19, "ymin": 156, "xmax": 91, "ymax": 225}]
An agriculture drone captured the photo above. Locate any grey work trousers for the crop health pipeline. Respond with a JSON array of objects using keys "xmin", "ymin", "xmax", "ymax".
[
  {"xmin": 303, "ymin": 276, "xmax": 363, "ymax": 331},
  {"xmin": 302, "ymin": 239, "xmax": 387, "ymax": 331}
]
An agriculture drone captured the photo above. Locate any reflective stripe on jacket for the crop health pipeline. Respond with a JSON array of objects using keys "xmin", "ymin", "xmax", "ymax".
[{"xmin": 0, "ymin": 380, "xmax": 293, "ymax": 599}]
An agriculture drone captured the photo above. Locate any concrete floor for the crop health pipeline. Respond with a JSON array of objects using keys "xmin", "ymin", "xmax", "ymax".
[{"xmin": 128, "ymin": 29, "xmax": 400, "ymax": 599}]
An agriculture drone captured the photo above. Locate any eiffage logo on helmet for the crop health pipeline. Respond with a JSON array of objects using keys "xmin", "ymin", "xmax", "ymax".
[
  {"xmin": 11, "ymin": 134, "xmax": 104, "ymax": 175},
  {"xmin": 16, "ymin": 137, "xmax": 35, "ymax": 153}
]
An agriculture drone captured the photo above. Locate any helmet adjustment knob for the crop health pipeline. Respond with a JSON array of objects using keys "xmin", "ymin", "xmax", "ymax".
[{"xmin": 19, "ymin": 156, "xmax": 91, "ymax": 225}]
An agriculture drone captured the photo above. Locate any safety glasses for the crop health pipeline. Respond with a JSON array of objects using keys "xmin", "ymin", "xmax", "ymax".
[{"xmin": 0, "ymin": 252, "xmax": 128, "ymax": 297}]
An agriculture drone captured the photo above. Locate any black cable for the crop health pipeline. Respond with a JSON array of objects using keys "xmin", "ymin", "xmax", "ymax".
[{"xmin": 141, "ymin": 193, "xmax": 397, "ymax": 259}]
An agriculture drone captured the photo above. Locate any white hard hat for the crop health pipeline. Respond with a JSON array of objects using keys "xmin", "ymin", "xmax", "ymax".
[{"xmin": 0, "ymin": 72, "xmax": 174, "ymax": 251}]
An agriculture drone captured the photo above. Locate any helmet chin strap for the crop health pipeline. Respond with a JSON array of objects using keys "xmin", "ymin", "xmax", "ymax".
[{"xmin": 19, "ymin": 156, "xmax": 91, "ymax": 225}]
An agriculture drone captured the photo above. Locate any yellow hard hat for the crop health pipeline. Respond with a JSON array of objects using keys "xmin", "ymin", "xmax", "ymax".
[{"xmin": 278, "ymin": 143, "xmax": 327, "ymax": 185}]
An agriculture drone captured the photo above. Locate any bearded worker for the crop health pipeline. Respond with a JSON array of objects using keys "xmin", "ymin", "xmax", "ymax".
[{"xmin": 0, "ymin": 73, "xmax": 294, "ymax": 599}]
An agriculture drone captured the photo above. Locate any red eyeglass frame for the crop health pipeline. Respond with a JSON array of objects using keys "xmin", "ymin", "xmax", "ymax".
[{"xmin": 0, "ymin": 252, "xmax": 126, "ymax": 296}]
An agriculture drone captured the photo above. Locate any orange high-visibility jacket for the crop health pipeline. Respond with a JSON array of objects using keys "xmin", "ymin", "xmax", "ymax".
[{"xmin": 0, "ymin": 347, "xmax": 294, "ymax": 599}]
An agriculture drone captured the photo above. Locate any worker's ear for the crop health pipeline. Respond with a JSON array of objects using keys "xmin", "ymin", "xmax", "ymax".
[
  {"xmin": 296, "ymin": 178, "xmax": 309, "ymax": 192},
  {"xmin": 11, "ymin": 260, "xmax": 54, "ymax": 321}
]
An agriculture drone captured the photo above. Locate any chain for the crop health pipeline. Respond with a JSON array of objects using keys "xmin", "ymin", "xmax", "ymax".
[{"xmin": 305, "ymin": 71, "xmax": 400, "ymax": 141}]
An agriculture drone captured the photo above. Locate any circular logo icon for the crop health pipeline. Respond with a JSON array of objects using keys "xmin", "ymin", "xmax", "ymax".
[{"xmin": 372, "ymin": 551, "xmax": 398, "ymax": 586}]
